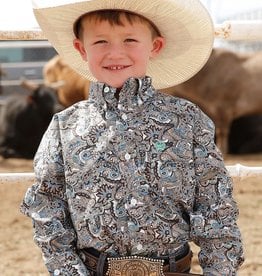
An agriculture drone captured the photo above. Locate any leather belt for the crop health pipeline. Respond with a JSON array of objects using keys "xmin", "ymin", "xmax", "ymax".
[{"xmin": 79, "ymin": 244, "xmax": 202, "ymax": 275}]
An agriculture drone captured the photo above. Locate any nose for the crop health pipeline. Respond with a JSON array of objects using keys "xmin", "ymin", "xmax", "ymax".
[{"xmin": 106, "ymin": 43, "xmax": 125, "ymax": 59}]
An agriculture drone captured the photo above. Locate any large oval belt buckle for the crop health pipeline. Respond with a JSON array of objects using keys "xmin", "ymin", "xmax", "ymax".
[{"xmin": 106, "ymin": 255, "xmax": 165, "ymax": 276}]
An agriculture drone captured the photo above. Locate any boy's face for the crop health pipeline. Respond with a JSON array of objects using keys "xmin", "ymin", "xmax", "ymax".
[{"xmin": 73, "ymin": 15, "xmax": 165, "ymax": 88}]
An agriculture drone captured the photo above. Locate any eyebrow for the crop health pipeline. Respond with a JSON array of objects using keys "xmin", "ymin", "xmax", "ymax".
[{"xmin": 92, "ymin": 32, "xmax": 138, "ymax": 38}]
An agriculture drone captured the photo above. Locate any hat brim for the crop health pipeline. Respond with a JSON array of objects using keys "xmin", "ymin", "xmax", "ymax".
[{"xmin": 33, "ymin": 0, "xmax": 214, "ymax": 89}]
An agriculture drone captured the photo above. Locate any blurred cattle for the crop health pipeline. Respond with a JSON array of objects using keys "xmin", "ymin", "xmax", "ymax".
[
  {"xmin": 228, "ymin": 115, "xmax": 262, "ymax": 154},
  {"xmin": 0, "ymin": 67, "xmax": 6, "ymax": 94},
  {"xmin": 0, "ymin": 80, "xmax": 64, "ymax": 159},
  {"xmin": 162, "ymin": 48, "xmax": 262, "ymax": 154},
  {"xmin": 43, "ymin": 55, "xmax": 90, "ymax": 107},
  {"xmin": 0, "ymin": 67, "xmax": 6, "ymax": 77}
]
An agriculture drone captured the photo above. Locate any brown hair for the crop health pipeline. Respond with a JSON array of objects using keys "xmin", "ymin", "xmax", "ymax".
[{"xmin": 74, "ymin": 9, "xmax": 161, "ymax": 40}]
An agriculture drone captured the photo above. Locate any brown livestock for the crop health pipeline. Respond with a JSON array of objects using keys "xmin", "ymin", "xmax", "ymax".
[
  {"xmin": 43, "ymin": 49, "xmax": 262, "ymax": 154},
  {"xmin": 162, "ymin": 48, "xmax": 262, "ymax": 154},
  {"xmin": 43, "ymin": 55, "xmax": 90, "ymax": 107},
  {"xmin": 0, "ymin": 67, "xmax": 6, "ymax": 94},
  {"xmin": 0, "ymin": 67, "xmax": 6, "ymax": 76}
]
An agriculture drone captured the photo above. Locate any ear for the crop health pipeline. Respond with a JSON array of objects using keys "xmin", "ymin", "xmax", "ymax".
[
  {"xmin": 150, "ymin": 37, "xmax": 165, "ymax": 58},
  {"xmin": 73, "ymin": 38, "xmax": 88, "ymax": 61}
]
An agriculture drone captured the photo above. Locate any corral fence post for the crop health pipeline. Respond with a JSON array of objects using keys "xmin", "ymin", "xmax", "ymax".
[{"xmin": 0, "ymin": 20, "xmax": 262, "ymax": 182}]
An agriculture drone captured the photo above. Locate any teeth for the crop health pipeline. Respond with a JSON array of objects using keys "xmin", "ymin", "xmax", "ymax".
[{"xmin": 109, "ymin": 66, "xmax": 125, "ymax": 70}]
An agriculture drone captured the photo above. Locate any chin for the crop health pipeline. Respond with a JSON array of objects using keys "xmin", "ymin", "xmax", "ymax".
[{"xmin": 105, "ymin": 80, "xmax": 126, "ymax": 89}]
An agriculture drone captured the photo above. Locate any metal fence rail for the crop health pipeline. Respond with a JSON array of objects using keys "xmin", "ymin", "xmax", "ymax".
[
  {"xmin": 0, "ymin": 172, "xmax": 34, "ymax": 185},
  {"xmin": 1, "ymin": 21, "xmax": 262, "ymax": 41},
  {"xmin": 0, "ymin": 164, "xmax": 261, "ymax": 185},
  {"xmin": 214, "ymin": 20, "xmax": 262, "ymax": 41}
]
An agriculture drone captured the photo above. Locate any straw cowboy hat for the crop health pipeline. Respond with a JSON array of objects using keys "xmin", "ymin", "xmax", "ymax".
[{"xmin": 32, "ymin": 0, "xmax": 214, "ymax": 89}]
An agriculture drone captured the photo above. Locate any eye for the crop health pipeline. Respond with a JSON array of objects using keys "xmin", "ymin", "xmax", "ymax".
[
  {"xmin": 94, "ymin": 40, "xmax": 107, "ymax": 45},
  {"xmin": 125, "ymin": 38, "xmax": 137, "ymax": 43}
]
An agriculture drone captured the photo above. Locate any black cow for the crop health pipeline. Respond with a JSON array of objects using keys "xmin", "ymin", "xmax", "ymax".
[
  {"xmin": 228, "ymin": 115, "xmax": 262, "ymax": 154},
  {"xmin": 0, "ymin": 84, "xmax": 64, "ymax": 159}
]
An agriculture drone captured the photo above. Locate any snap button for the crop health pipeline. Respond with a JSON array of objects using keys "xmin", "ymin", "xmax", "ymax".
[
  {"xmin": 125, "ymin": 153, "xmax": 131, "ymax": 160},
  {"xmin": 104, "ymin": 87, "xmax": 110, "ymax": 93},
  {"xmin": 54, "ymin": 269, "xmax": 60, "ymax": 275}
]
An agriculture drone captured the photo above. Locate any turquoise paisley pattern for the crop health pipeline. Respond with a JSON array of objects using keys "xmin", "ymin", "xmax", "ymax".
[{"xmin": 21, "ymin": 77, "xmax": 244, "ymax": 275}]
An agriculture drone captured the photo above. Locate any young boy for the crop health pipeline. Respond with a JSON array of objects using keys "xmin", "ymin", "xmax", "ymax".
[{"xmin": 21, "ymin": 0, "xmax": 244, "ymax": 275}]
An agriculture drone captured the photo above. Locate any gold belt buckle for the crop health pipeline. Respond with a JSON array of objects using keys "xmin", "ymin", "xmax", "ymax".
[{"xmin": 106, "ymin": 255, "xmax": 165, "ymax": 276}]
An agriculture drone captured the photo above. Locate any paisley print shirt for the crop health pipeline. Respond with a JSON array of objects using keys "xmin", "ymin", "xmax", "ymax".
[{"xmin": 21, "ymin": 77, "xmax": 244, "ymax": 275}]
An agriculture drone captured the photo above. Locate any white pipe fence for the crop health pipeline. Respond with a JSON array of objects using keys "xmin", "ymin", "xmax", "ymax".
[
  {"xmin": 1, "ymin": 21, "xmax": 262, "ymax": 41},
  {"xmin": 0, "ymin": 20, "xmax": 262, "ymax": 182},
  {"xmin": 0, "ymin": 164, "xmax": 261, "ymax": 185},
  {"xmin": 0, "ymin": 172, "xmax": 35, "ymax": 185},
  {"xmin": 214, "ymin": 20, "xmax": 262, "ymax": 41}
]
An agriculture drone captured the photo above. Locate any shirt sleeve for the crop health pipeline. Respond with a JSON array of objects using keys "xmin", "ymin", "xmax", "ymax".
[
  {"xmin": 189, "ymin": 107, "xmax": 244, "ymax": 275},
  {"xmin": 20, "ymin": 115, "xmax": 91, "ymax": 276}
]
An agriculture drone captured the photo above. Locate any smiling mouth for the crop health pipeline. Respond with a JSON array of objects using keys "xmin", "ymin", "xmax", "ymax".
[{"xmin": 104, "ymin": 65, "xmax": 130, "ymax": 70}]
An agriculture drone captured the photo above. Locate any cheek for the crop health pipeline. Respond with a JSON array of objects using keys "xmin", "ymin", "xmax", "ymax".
[
  {"xmin": 87, "ymin": 59, "xmax": 98, "ymax": 74},
  {"xmin": 86, "ymin": 48, "xmax": 102, "ymax": 63},
  {"xmin": 135, "ymin": 48, "xmax": 151, "ymax": 65},
  {"xmin": 130, "ymin": 47, "xmax": 147, "ymax": 61},
  {"xmin": 87, "ymin": 55, "xmax": 103, "ymax": 78}
]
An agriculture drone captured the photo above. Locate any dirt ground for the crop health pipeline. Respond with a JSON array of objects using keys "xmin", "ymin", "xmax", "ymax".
[{"xmin": 0, "ymin": 154, "xmax": 262, "ymax": 276}]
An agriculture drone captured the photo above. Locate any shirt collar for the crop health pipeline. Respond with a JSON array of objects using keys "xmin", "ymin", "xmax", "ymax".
[{"xmin": 89, "ymin": 76, "xmax": 156, "ymax": 109}]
